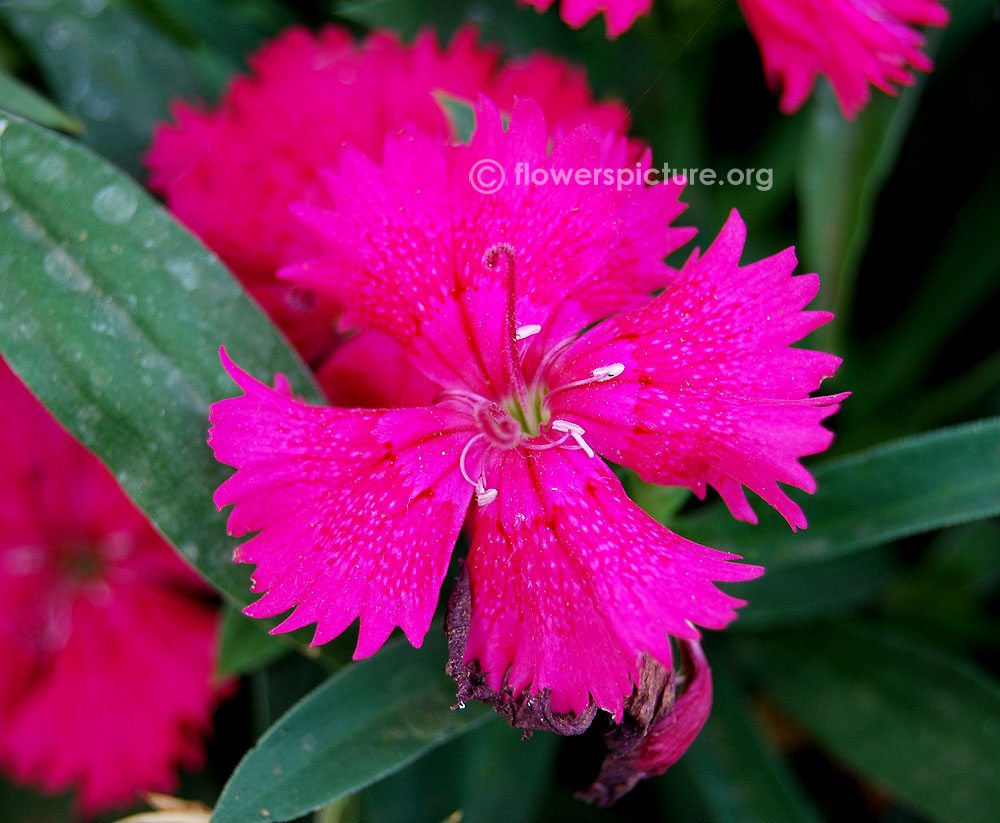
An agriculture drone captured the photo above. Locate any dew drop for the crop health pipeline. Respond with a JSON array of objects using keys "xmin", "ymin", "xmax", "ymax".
[
  {"xmin": 34, "ymin": 153, "xmax": 68, "ymax": 184},
  {"xmin": 75, "ymin": 404, "xmax": 101, "ymax": 428},
  {"xmin": 15, "ymin": 316, "xmax": 39, "ymax": 341},
  {"xmin": 75, "ymin": 405, "xmax": 101, "ymax": 442},
  {"xmin": 92, "ymin": 184, "xmax": 137, "ymax": 224},
  {"xmin": 165, "ymin": 258, "xmax": 199, "ymax": 291},
  {"xmin": 44, "ymin": 19, "xmax": 71, "ymax": 50},
  {"xmin": 79, "ymin": 0, "xmax": 108, "ymax": 17},
  {"xmin": 82, "ymin": 95, "xmax": 115, "ymax": 122},
  {"xmin": 43, "ymin": 247, "xmax": 93, "ymax": 292}
]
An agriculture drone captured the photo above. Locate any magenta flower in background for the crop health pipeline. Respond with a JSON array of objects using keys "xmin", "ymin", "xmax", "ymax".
[
  {"xmin": 523, "ymin": 0, "xmax": 652, "ymax": 37},
  {"xmin": 736, "ymin": 0, "xmax": 950, "ymax": 117},
  {"xmin": 0, "ymin": 360, "xmax": 220, "ymax": 816},
  {"xmin": 524, "ymin": 0, "xmax": 948, "ymax": 119},
  {"xmin": 208, "ymin": 98, "xmax": 846, "ymax": 722},
  {"xmin": 145, "ymin": 25, "xmax": 630, "ymax": 370}
]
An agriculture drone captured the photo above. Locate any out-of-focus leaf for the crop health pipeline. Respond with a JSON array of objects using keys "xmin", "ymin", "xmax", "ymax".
[
  {"xmin": 628, "ymin": 481, "xmax": 690, "ymax": 525},
  {"xmin": 0, "ymin": 778, "xmax": 72, "ymax": 823},
  {"xmin": 0, "ymin": 0, "xmax": 205, "ymax": 175},
  {"xmin": 433, "ymin": 91, "xmax": 475, "ymax": 144},
  {"xmin": 743, "ymin": 622, "xmax": 1000, "ymax": 823},
  {"xmin": 127, "ymin": 0, "xmax": 273, "ymax": 67},
  {"xmin": 856, "ymin": 161, "xmax": 1000, "ymax": 411},
  {"xmin": 732, "ymin": 549, "xmax": 891, "ymax": 629},
  {"xmin": 677, "ymin": 659, "xmax": 821, "ymax": 823},
  {"xmin": 884, "ymin": 521, "xmax": 1000, "ymax": 649},
  {"xmin": 798, "ymin": 79, "xmax": 926, "ymax": 330},
  {"xmin": 251, "ymin": 653, "xmax": 332, "ymax": 743},
  {"xmin": 454, "ymin": 719, "xmax": 558, "ymax": 823},
  {"xmin": 916, "ymin": 520, "xmax": 1000, "ymax": 599},
  {"xmin": 212, "ymin": 631, "xmax": 492, "ymax": 823},
  {"xmin": 674, "ymin": 419, "xmax": 1000, "ymax": 568},
  {"xmin": 316, "ymin": 794, "xmax": 362, "ymax": 823},
  {"xmin": 218, "ymin": 605, "xmax": 292, "ymax": 678},
  {"xmin": 0, "ymin": 112, "xmax": 322, "ymax": 603},
  {"xmin": 798, "ymin": 0, "xmax": 992, "ymax": 341},
  {"xmin": 363, "ymin": 715, "xmax": 557, "ymax": 823},
  {"xmin": 0, "ymin": 67, "xmax": 80, "ymax": 132}
]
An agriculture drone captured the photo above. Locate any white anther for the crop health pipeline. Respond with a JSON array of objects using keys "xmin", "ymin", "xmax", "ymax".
[
  {"xmin": 592, "ymin": 363, "xmax": 625, "ymax": 381},
  {"xmin": 550, "ymin": 419, "xmax": 595, "ymax": 458},
  {"xmin": 515, "ymin": 324, "xmax": 542, "ymax": 340},
  {"xmin": 476, "ymin": 487, "xmax": 498, "ymax": 506},
  {"xmin": 461, "ymin": 435, "xmax": 499, "ymax": 506},
  {"xmin": 458, "ymin": 435, "xmax": 483, "ymax": 488},
  {"xmin": 541, "ymin": 362, "xmax": 626, "ymax": 406}
]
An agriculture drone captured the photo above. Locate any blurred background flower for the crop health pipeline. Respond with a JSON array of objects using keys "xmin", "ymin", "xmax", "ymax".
[{"xmin": 0, "ymin": 360, "xmax": 221, "ymax": 818}]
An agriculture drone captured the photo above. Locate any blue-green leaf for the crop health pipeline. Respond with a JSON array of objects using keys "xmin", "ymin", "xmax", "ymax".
[
  {"xmin": 743, "ymin": 622, "xmax": 1000, "ymax": 823},
  {"xmin": 212, "ymin": 632, "xmax": 491, "ymax": 823},
  {"xmin": 0, "ymin": 111, "xmax": 321, "ymax": 604},
  {"xmin": 675, "ymin": 419, "xmax": 1000, "ymax": 568}
]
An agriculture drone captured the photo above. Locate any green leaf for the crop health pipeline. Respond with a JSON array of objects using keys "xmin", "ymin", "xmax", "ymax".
[
  {"xmin": 432, "ymin": 91, "xmax": 475, "ymax": 144},
  {"xmin": 212, "ymin": 631, "xmax": 492, "ymax": 823},
  {"xmin": 797, "ymin": 0, "xmax": 991, "ymax": 344},
  {"xmin": 883, "ymin": 521, "xmax": 1000, "ymax": 650},
  {"xmin": 856, "ymin": 160, "xmax": 1000, "ymax": 412},
  {"xmin": 252, "ymin": 653, "xmax": 333, "ymax": 742},
  {"xmin": 627, "ymin": 480, "xmax": 690, "ymax": 525},
  {"xmin": 798, "ymin": 79, "xmax": 926, "ymax": 329},
  {"xmin": 674, "ymin": 418, "xmax": 1000, "ymax": 568},
  {"xmin": 126, "ymin": 0, "xmax": 276, "ymax": 67},
  {"xmin": 0, "ymin": 777, "xmax": 72, "ymax": 823},
  {"xmin": 732, "ymin": 549, "xmax": 891, "ymax": 629},
  {"xmin": 0, "ymin": 67, "xmax": 80, "ymax": 132},
  {"xmin": 742, "ymin": 622, "xmax": 1000, "ymax": 823},
  {"xmin": 0, "ymin": 0, "xmax": 206, "ymax": 175},
  {"xmin": 0, "ymin": 111, "xmax": 322, "ymax": 604},
  {"xmin": 677, "ymin": 658, "xmax": 821, "ymax": 823},
  {"xmin": 362, "ymin": 716, "xmax": 558, "ymax": 823},
  {"xmin": 218, "ymin": 604, "xmax": 293, "ymax": 678}
]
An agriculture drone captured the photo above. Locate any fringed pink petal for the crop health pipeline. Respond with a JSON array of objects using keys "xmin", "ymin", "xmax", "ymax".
[
  {"xmin": 736, "ymin": 0, "xmax": 949, "ymax": 118},
  {"xmin": 283, "ymin": 97, "xmax": 692, "ymax": 396},
  {"xmin": 145, "ymin": 25, "xmax": 627, "ymax": 362},
  {"xmin": 524, "ymin": 0, "xmax": 653, "ymax": 38},
  {"xmin": 464, "ymin": 447, "xmax": 760, "ymax": 720},
  {"xmin": 547, "ymin": 210, "xmax": 847, "ymax": 530},
  {"xmin": 209, "ymin": 350, "xmax": 474, "ymax": 655}
]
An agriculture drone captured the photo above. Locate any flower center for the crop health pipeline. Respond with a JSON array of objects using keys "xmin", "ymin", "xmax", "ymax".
[
  {"xmin": 59, "ymin": 544, "xmax": 108, "ymax": 583},
  {"xmin": 503, "ymin": 382, "xmax": 549, "ymax": 439},
  {"xmin": 442, "ymin": 245, "xmax": 626, "ymax": 507}
]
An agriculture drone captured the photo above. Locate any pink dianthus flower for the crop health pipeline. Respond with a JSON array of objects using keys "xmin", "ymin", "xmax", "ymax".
[
  {"xmin": 737, "ymin": 0, "xmax": 950, "ymax": 118},
  {"xmin": 0, "ymin": 361, "xmax": 220, "ymax": 816},
  {"xmin": 146, "ymin": 25, "xmax": 630, "ymax": 365},
  {"xmin": 523, "ymin": 0, "xmax": 653, "ymax": 37},
  {"xmin": 208, "ymin": 98, "xmax": 845, "ymax": 722}
]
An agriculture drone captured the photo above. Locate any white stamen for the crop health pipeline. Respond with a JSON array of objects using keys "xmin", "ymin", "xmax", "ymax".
[
  {"xmin": 459, "ymin": 434, "xmax": 485, "ymax": 488},
  {"xmin": 592, "ymin": 362, "xmax": 625, "ymax": 381},
  {"xmin": 550, "ymin": 420, "xmax": 595, "ymax": 458},
  {"xmin": 542, "ymin": 362, "xmax": 627, "ymax": 406},
  {"xmin": 460, "ymin": 434, "xmax": 499, "ymax": 506},
  {"xmin": 515, "ymin": 324, "xmax": 542, "ymax": 340},
  {"xmin": 476, "ymin": 487, "xmax": 498, "ymax": 506},
  {"xmin": 437, "ymin": 388, "xmax": 487, "ymax": 412}
]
